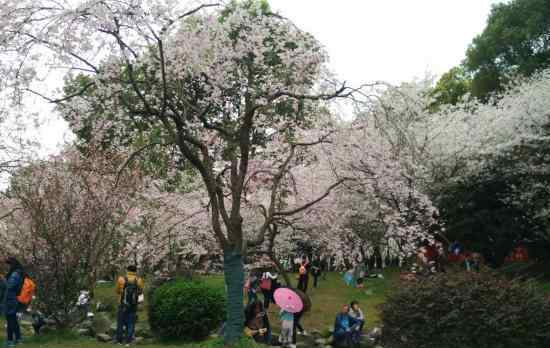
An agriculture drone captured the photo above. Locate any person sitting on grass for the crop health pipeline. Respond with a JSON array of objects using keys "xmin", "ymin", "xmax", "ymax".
[
  {"xmin": 333, "ymin": 304, "xmax": 360, "ymax": 347},
  {"xmin": 244, "ymin": 300, "xmax": 271, "ymax": 345},
  {"xmin": 348, "ymin": 300, "xmax": 365, "ymax": 335}
]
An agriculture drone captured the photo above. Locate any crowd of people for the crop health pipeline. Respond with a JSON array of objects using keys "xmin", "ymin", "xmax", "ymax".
[{"xmin": 243, "ymin": 256, "xmax": 367, "ymax": 347}]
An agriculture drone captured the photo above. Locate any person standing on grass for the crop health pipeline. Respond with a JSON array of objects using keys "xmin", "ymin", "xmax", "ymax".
[
  {"xmin": 279, "ymin": 309, "xmax": 294, "ymax": 347},
  {"xmin": 0, "ymin": 274, "xmax": 6, "ymax": 316},
  {"xmin": 292, "ymin": 307, "xmax": 307, "ymax": 345},
  {"xmin": 4, "ymin": 257, "xmax": 24, "ymax": 348},
  {"xmin": 115, "ymin": 265, "xmax": 144, "ymax": 347},
  {"xmin": 245, "ymin": 271, "xmax": 260, "ymax": 304},
  {"xmin": 297, "ymin": 257, "xmax": 310, "ymax": 293},
  {"xmin": 260, "ymin": 271, "xmax": 277, "ymax": 309},
  {"xmin": 311, "ymin": 259, "xmax": 321, "ymax": 288}
]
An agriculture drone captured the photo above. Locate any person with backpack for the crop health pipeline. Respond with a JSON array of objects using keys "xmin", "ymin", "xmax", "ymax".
[
  {"xmin": 115, "ymin": 265, "xmax": 144, "ymax": 346},
  {"xmin": 297, "ymin": 260, "xmax": 309, "ymax": 293},
  {"xmin": 260, "ymin": 272, "xmax": 277, "ymax": 309},
  {"xmin": 4, "ymin": 257, "xmax": 25, "ymax": 347}
]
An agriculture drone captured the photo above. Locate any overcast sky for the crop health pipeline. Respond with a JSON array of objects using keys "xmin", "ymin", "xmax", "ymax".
[{"xmin": 37, "ymin": 0, "xmax": 504, "ymax": 154}]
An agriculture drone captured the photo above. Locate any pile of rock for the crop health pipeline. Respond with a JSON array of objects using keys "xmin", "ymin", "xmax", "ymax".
[{"xmin": 74, "ymin": 312, "xmax": 153, "ymax": 345}]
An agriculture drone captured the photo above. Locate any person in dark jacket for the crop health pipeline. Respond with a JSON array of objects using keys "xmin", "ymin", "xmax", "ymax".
[
  {"xmin": 0, "ymin": 275, "xmax": 7, "ymax": 316},
  {"xmin": 244, "ymin": 300, "xmax": 271, "ymax": 344},
  {"xmin": 311, "ymin": 258, "xmax": 321, "ymax": 288},
  {"xmin": 5, "ymin": 257, "xmax": 24, "ymax": 347},
  {"xmin": 333, "ymin": 304, "xmax": 360, "ymax": 347}
]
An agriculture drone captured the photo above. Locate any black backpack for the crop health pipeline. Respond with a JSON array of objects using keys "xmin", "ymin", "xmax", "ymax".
[{"xmin": 121, "ymin": 277, "xmax": 139, "ymax": 309}]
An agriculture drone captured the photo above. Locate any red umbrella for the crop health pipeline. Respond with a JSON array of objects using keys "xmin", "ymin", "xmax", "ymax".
[{"xmin": 273, "ymin": 287, "xmax": 304, "ymax": 313}]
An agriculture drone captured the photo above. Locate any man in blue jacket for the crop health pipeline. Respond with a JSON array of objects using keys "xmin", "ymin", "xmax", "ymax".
[
  {"xmin": 5, "ymin": 257, "xmax": 24, "ymax": 348},
  {"xmin": 333, "ymin": 304, "xmax": 360, "ymax": 347}
]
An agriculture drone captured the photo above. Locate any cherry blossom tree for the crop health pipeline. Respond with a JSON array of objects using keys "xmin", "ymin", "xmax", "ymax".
[
  {"xmin": 0, "ymin": 146, "xmax": 142, "ymax": 326},
  {"xmin": 0, "ymin": 1, "xmax": 360, "ymax": 342},
  {"xmin": 354, "ymin": 71, "xmax": 550, "ymax": 264}
]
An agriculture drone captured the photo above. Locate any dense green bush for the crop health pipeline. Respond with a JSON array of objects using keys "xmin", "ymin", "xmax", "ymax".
[
  {"xmin": 381, "ymin": 271, "xmax": 550, "ymax": 348},
  {"xmin": 148, "ymin": 279, "xmax": 226, "ymax": 340}
]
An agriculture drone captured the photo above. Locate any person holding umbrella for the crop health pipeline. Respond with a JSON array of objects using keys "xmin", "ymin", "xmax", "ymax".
[{"xmin": 273, "ymin": 287, "xmax": 306, "ymax": 348}]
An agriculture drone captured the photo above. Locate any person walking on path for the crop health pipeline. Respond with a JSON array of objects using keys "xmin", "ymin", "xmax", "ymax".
[
  {"xmin": 4, "ymin": 257, "xmax": 24, "ymax": 348},
  {"xmin": 115, "ymin": 265, "xmax": 144, "ymax": 347}
]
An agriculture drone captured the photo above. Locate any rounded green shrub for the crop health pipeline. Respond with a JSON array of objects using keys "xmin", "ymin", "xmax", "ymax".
[
  {"xmin": 381, "ymin": 271, "xmax": 550, "ymax": 348},
  {"xmin": 148, "ymin": 279, "xmax": 226, "ymax": 340}
]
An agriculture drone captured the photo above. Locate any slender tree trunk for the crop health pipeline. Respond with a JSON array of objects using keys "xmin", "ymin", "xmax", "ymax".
[{"xmin": 223, "ymin": 247, "xmax": 244, "ymax": 346}]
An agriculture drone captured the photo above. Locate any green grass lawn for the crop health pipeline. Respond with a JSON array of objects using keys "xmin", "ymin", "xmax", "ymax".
[
  {"xmin": 0, "ymin": 270, "xmax": 398, "ymax": 347},
  {"xmin": 273, "ymin": 269, "xmax": 398, "ymax": 333}
]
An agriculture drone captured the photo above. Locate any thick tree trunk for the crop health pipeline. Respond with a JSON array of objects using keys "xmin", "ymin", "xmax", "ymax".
[{"xmin": 223, "ymin": 247, "xmax": 244, "ymax": 346}]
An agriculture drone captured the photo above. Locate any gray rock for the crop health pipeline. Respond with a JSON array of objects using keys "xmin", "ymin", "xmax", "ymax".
[
  {"xmin": 92, "ymin": 312, "xmax": 113, "ymax": 335},
  {"xmin": 44, "ymin": 319, "xmax": 57, "ymax": 326},
  {"xmin": 315, "ymin": 338, "xmax": 327, "ymax": 346},
  {"xmin": 108, "ymin": 323, "xmax": 117, "ymax": 336},
  {"xmin": 20, "ymin": 320, "xmax": 32, "ymax": 327},
  {"xmin": 79, "ymin": 320, "xmax": 93, "ymax": 329},
  {"xmin": 368, "ymin": 327, "xmax": 382, "ymax": 340},
  {"xmin": 95, "ymin": 302, "xmax": 109, "ymax": 312},
  {"xmin": 76, "ymin": 328, "xmax": 93, "ymax": 337},
  {"xmin": 134, "ymin": 336, "xmax": 144, "ymax": 344},
  {"xmin": 96, "ymin": 333, "xmax": 112, "ymax": 342}
]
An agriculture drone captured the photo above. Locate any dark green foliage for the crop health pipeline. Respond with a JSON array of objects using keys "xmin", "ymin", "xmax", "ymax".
[
  {"xmin": 465, "ymin": 0, "xmax": 550, "ymax": 99},
  {"xmin": 435, "ymin": 133, "xmax": 550, "ymax": 266},
  {"xmin": 430, "ymin": 66, "xmax": 471, "ymax": 108},
  {"xmin": 148, "ymin": 279, "xmax": 226, "ymax": 340},
  {"xmin": 381, "ymin": 271, "xmax": 550, "ymax": 348},
  {"xmin": 434, "ymin": 0, "xmax": 550, "ymax": 103}
]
